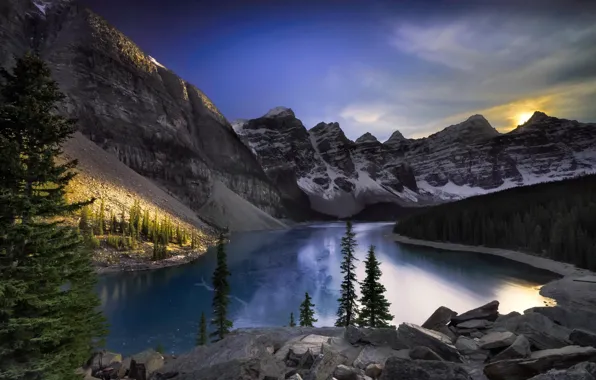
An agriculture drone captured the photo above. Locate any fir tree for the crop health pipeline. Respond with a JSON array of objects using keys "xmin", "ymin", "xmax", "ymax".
[
  {"xmin": 79, "ymin": 205, "xmax": 92, "ymax": 235},
  {"xmin": 299, "ymin": 292, "xmax": 317, "ymax": 327},
  {"xmin": 358, "ymin": 245, "xmax": 393, "ymax": 327},
  {"xmin": 110, "ymin": 210, "xmax": 118, "ymax": 234},
  {"xmin": 210, "ymin": 233, "xmax": 233, "ymax": 342},
  {"xmin": 141, "ymin": 209, "xmax": 150, "ymax": 237},
  {"xmin": 196, "ymin": 312, "xmax": 207, "ymax": 346},
  {"xmin": 0, "ymin": 53, "xmax": 107, "ymax": 380},
  {"xmin": 191, "ymin": 230, "xmax": 197, "ymax": 249},
  {"xmin": 119, "ymin": 208, "xmax": 126, "ymax": 235},
  {"xmin": 335, "ymin": 220, "xmax": 359, "ymax": 327},
  {"xmin": 96, "ymin": 199, "xmax": 105, "ymax": 235},
  {"xmin": 289, "ymin": 312, "xmax": 296, "ymax": 327}
]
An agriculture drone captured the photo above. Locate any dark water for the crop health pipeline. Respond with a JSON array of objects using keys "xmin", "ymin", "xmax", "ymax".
[{"xmin": 97, "ymin": 222, "xmax": 558, "ymax": 355}]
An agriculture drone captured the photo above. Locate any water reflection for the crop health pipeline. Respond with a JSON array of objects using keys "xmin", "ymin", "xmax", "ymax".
[{"xmin": 97, "ymin": 222, "xmax": 558, "ymax": 355}]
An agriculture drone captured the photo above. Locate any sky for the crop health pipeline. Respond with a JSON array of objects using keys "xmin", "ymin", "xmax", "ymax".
[{"xmin": 81, "ymin": 0, "xmax": 596, "ymax": 140}]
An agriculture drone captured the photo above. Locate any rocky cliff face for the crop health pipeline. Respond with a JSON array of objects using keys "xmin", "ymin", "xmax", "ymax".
[
  {"xmin": 0, "ymin": 0, "xmax": 290, "ymax": 227},
  {"xmin": 235, "ymin": 110, "xmax": 596, "ymax": 217}
]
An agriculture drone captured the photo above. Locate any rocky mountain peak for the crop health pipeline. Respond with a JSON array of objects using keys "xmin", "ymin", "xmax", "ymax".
[
  {"xmin": 31, "ymin": 0, "xmax": 73, "ymax": 15},
  {"xmin": 433, "ymin": 114, "xmax": 499, "ymax": 144},
  {"xmin": 262, "ymin": 107, "xmax": 295, "ymax": 119},
  {"xmin": 355, "ymin": 132, "xmax": 379, "ymax": 144},
  {"xmin": 527, "ymin": 111, "xmax": 550, "ymax": 123},
  {"xmin": 384, "ymin": 130, "xmax": 406, "ymax": 146}
]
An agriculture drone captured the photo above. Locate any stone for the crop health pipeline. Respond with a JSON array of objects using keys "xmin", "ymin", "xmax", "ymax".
[
  {"xmin": 353, "ymin": 345, "xmax": 409, "ymax": 370},
  {"xmin": 379, "ymin": 357, "xmax": 473, "ymax": 380},
  {"xmin": 410, "ymin": 346, "xmax": 444, "ymax": 361},
  {"xmin": 364, "ymin": 363, "xmax": 383, "ymax": 379},
  {"xmin": 479, "ymin": 331, "xmax": 517, "ymax": 350},
  {"xmin": 298, "ymin": 349, "xmax": 316, "ymax": 369},
  {"xmin": 170, "ymin": 356, "xmax": 285, "ymax": 380},
  {"xmin": 470, "ymin": 331, "xmax": 485, "ymax": 339},
  {"xmin": 437, "ymin": 325, "xmax": 458, "ymax": 342},
  {"xmin": 528, "ymin": 306, "xmax": 596, "ymax": 333},
  {"xmin": 288, "ymin": 335, "xmax": 330, "ymax": 361},
  {"xmin": 569, "ymin": 329, "xmax": 596, "ymax": 348},
  {"xmin": 120, "ymin": 349, "xmax": 164, "ymax": 377},
  {"xmin": 490, "ymin": 335, "xmax": 531, "ymax": 362},
  {"xmin": 495, "ymin": 311, "xmax": 522, "ymax": 325},
  {"xmin": 287, "ymin": 375, "xmax": 304, "ymax": 380},
  {"xmin": 455, "ymin": 337, "xmax": 480, "ymax": 354},
  {"xmin": 483, "ymin": 345, "xmax": 596, "ymax": 380},
  {"xmin": 87, "ymin": 350, "xmax": 122, "ymax": 371},
  {"xmin": 308, "ymin": 342, "xmax": 347, "ymax": 380},
  {"xmin": 344, "ymin": 326, "xmax": 404, "ymax": 349},
  {"xmin": 496, "ymin": 312, "xmax": 572, "ymax": 350},
  {"xmin": 334, "ymin": 365, "xmax": 360, "ymax": 380},
  {"xmin": 398, "ymin": 323, "xmax": 462, "ymax": 362},
  {"xmin": 457, "ymin": 319, "xmax": 494, "ymax": 330},
  {"xmin": 423, "ymin": 306, "xmax": 459, "ymax": 330},
  {"xmin": 327, "ymin": 336, "xmax": 365, "ymax": 365},
  {"xmin": 451, "ymin": 301, "xmax": 500, "ymax": 325},
  {"xmin": 527, "ymin": 362, "xmax": 596, "ymax": 379}
]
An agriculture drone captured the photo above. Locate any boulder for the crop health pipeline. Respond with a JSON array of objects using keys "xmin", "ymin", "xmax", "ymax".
[
  {"xmin": 334, "ymin": 365, "xmax": 360, "ymax": 380},
  {"xmin": 169, "ymin": 356, "xmax": 285, "ymax": 380},
  {"xmin": 379, "ymin": 357, "xmax": 473, "ymax": 380},
  {"xmin": 364, "ymin": 363, "xmax": 383, "ymax": 379},
  {"xmin": 526, "ymin": 306, "xmax": 596, "ymax": 333},
  {"xmin": 119, "ymin": 349, "xmax": 164, "ymax": 377},
  {"xmin": 308, "ymin": 342, "xmax": 347, "ymax": 380},
  {"xmin": 451, "ymin": 301, "xmax": 500, "ymax": 325},
  {"xmin": 327, "ymin": 336, "xmax": 365, "ymax": 365},
  {"xmin": 397, "ymin": 323, "xmax": 462, "ymax": 362},
  {"xmin": 527, "ymin": 361, "xmax": 596, "ymax": 379},
  {"xmin": 410, "ymin": 346, "xmax": 444, "ymax": 361},
  {"xmin": 344, "ymin": 326, "xmax": 404, "ymax": 349},
  {"xmin": 287, "ymin": 374, "xmax": 304, "ymax": 380},
  {"xmin": 490, "ymin": 335, "xmax": 531, "ymax": 362},
  {"xmin": 483, "ymin": 345, "xmax": 596, "ymax": 380},
  {"xmin": 479, "ymin": 331, "xmax": 517, "ymax": 350},
  {"xmin": 353, "ymin": 345, "xmax": 409, "ymax": 370},
  {"xmin": 457, "ymin": 320, "xmax": 494, "ymax": 330},
  {"xmin": 437, "ymin": 325, "xmax": 458, "ymax": 342},
  {"xmin": 455, "ymin": 337, "xmax": 480, "ymax": 355},
  {"xmin": 87, "ymin": 351, "xmax": 122, "ymax": 371},
  {"xmin": 569, "ymin": 329, "xmax": 596, "ymax": 348},
  {"xmin": 289, "ymin": 335, "xmax": 330, "ymax": 361},
  {"xmin": 423, "ymin": 306, "xmax": 458, "ymax": 330},
  {"xmin": 496, "ymin": 312, "xmax": 572, "ymax": 350},
  {"xmin": 495, "ymin": 311, "xmax": 521, "ymax": 325}
]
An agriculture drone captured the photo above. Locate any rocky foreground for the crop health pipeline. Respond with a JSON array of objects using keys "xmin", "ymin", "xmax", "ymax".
[{"xmin": 85, "ymin": 300, "xmax": 596, "ymax": 380}]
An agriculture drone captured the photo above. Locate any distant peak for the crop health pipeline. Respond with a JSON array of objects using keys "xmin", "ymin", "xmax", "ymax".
[
  {"xmin": 355, "ymin": 132, "xmax": 379, "ymax": 144},
  {"xmin": 263, "ymin": 107, "xmax": 295, "ymax": 118},
  {"xmin": 466, "ymin": 114, "xmax": 488, "ymax": 122},
  {"xmin": 526, "ymin": 111, "xmax": 550, "ymax": 124},
  {"xmin": 385, "ymin": 130, "xmax": 406, "ymax": 145}
]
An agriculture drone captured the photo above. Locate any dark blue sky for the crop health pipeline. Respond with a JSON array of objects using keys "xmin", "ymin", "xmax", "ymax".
[{"xmin": 82, "ymin": 0, "xmax": 596, "ymax": 140}]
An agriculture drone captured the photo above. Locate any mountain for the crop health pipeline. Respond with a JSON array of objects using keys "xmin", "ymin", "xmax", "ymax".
[
  {"xmin": 234, "ymin": 110, "xmax": 596, "ymax": 217},
  {"xmin": 0, "ymin": 0, "xmax": 293, "ymax": 230}
]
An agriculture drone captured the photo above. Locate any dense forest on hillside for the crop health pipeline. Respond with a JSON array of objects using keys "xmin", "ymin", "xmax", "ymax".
[{"xmin": 394, "ymin": 175, "xmax": 596, "ymax": 271}]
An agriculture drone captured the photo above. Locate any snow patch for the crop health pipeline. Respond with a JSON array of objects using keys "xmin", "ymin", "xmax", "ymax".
[
  {"xmin": 263, "ymin": 107, "xmax": 293, "ymax": 118},
  {"xmin": 149, "ymin": 56, "xmax": 165, "ymax": 69},
  {"xmin": 231, "ymin": 119, "xmax": 248, "ymax": 132}
]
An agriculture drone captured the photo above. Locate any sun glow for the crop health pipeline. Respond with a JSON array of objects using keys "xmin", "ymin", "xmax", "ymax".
[{"xmin": 516, "ymin": 112, "xmax": 534, "ymax": 126}]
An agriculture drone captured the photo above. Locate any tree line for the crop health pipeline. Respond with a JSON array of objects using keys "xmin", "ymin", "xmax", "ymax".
[{"xmin": 394, "ymin": 174, "xmax": 596, "ymax": 271}]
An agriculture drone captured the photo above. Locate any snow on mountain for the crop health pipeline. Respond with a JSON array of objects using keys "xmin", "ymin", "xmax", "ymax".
[
  {"xmin": 234, "ymin": 110, "xmax": 596, "ymax": 217},
  {"xmin": 263, "ymin": 106, "xmax": 295, "ymax": 118},
  {"xmin": 149, "ymin": 56, "xmax": 166, "ymax": 69}
]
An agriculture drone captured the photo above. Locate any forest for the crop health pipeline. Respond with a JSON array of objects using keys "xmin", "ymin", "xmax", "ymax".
[{"xmin": 394, "ymin": 174, "xmax": 596, "ymax": 271}]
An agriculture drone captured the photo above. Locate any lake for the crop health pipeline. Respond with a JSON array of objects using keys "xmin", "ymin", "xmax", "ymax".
[{"xmin": 97, "ymin": 222, "xmax": 558, "ymax": 355}]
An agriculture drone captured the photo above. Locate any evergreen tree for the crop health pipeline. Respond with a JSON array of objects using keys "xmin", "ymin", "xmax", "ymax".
[
  {"xmin": 96, "ymin": 199, "xmax": 105, "ymax": 235},
  {"xmin": 289, "ymin": 312, "xmax": 296, "ymax": 327},
  {"xmin": 79, "ymin": 205, "xmax": 92, "ymax": 235},
  {"xmin": 210, "ymin": 233, "xmax": 232, "ymax": 342},
  {"xmin": 196, "ymin": 312, "xmax": 207, "ymax": 346},
  {"xmin": 358, "ymin": 245, "xmax": 393, "ymax": 327},
  {"xmin": 110, "ymin": 210, "xmax": 118, "ymax": 234},
  {"xmin": 335, "ymin": 220, "xmax": 359, "ymax": 327},
  {"xmin": 299, "ymin": 292, "xmax": 317, "ymax": 327},
  {"xmin": 119, "ymin": 208, "xmax": 126, "ymax": 235},
  {"xmin": 0, "ymin": 53, "xmax": 107, "ymax": 380},
  {"xmin": 191, "ymin": 230, "xmax": 197, "ymax": 249},
  {"xmin": 141, "ymin": 209, "xmax": 150, "ymax": 237}
]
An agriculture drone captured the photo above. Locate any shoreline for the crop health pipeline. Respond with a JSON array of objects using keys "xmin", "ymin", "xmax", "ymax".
[{"xmin": 94, "ymin": 248, "xmax": 208, "ymax": 275}]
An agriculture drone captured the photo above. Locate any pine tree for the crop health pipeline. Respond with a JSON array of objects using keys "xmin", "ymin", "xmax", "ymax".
[
  {"xmin": 210, "ymin": 233, "xmax": 233, "ymax": 342},
  {"xmin": 196, "ymin": 312, "xmax": 207, "ymax": 346},
  {"xmin": 358, "ymin": 245, "xmax": 393, "ymax": 327},
  {"xmin": 141, "ymin": 209, "xmax": 150, "ymax": 237},
  {"xmin": 299, "ymin": 292, "xmax": 317, "ymax": 327},
  {"xmin": 79, "ymin": 205, "xmax": 92, "ymax": 235},
  {"xmin": 110, "ymin": 210, "xmax": 118, "ymax": 234},
  {"xmin": 96, "ymin": 199, "xmax": 105, "ymax": 235},
  {"xmin": 0, "ymin": 53, "xmax": 107, "ymax": 380},
  {"xmin": 191, "ymin": 230, "xmax": 197, "ymax": 249},
  {"xmin": 335, "ymin": 220, "xmax": 359, "ymax": 327},
  {"xmin": 119, "ymin": 208, "xmax": 127, "ymax": 235},
  {"xmin": 289, "ymin": 312, "xmax": 296, "ymax": 327}
]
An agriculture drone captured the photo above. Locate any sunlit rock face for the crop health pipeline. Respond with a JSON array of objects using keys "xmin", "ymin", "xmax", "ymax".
[
  {"xmin": 235, "ymin": 111, "xmax": 596, "ymax": 217},
  {"xmin": 0, "ymin": 0, "xmax": 286, "ymax": 220}
]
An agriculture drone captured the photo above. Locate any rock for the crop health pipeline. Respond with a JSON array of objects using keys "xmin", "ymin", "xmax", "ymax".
[
  {"xmin": 437, "ymin": 325, "xmax": 458, "ymax": 342},
  {"xmin": 495, "ymin": 311, "xmax": 522, "ymax": 325},
  {"xmin": 87, "ymin": 350, "xmax": 122, "ymax": 371},
  {"xmin": 327, "ymin": 336, "xmax": 365, "ymax": 365},
  {"xmin": 170, "ymin": 356, "xmax": 285, "ymax": 380},
  {"xmin": 496, "ymin": 312, "xmax": 572, "ymax": 350},
  {"xmin": 470, "ymin": 331, "xmax": 485, "ymax": 339},
  {"xmin": 298, "ymin": 349, "xmax": 316, "ymax": 369},
  {"xmin": 364, "ymin": 363, "xmax": 383, "ymax": 379},
  {"xmin": 120, "ymin": 349, "xmax": 164, "ymax": 377},
  {"xmin": 353, "ymin": 345, "xmax": 409, "ymax": 370},
  {"xmin": 457, "ymin": 320, "xmax": 494, "ymax": 330},
  {"xmin": 479, "ymin": 331, "xmax": 517, "ymax": 350},
  {"xmin": 287, "ymin": 374, "xmax": 304, "ymax": 380},
  {"xmin": 398, "ymin": 323, "xmax": 462, "ymax": 362},
  {"xmin": 569, "ymin": 329, "xmax": 596, "ymax": 348},
  {"xmin": 527, "ymin": 361, "xmax": 596, "ymax": 379},
  {"xmin": 379, "ymin": 357, "xmax": 473, "ymax": 380},
  {"xmin": 289, "ymin": 335, "xmax": 330, "ymax": 361},
  {"xmin": 308, "ymin": 343, "xmax": 348, "ymax": 380},
  {"xmin": 455, "ymin": 337, "xmax": 480, "ymax": 354},
  {"xmin": 410, "ymin": 346, "xmax": 444, "ymax": 361},
  {"xmin": 490, "ymin": 335, "xmax": 531, "ymax": 362},
  {"xmin": 451, "ymin": 301, "xmax": 500, "ymax": 325},
  {"xmin": 334, "ymin": 365, "xmax": 360, "ymax": 380},
  {"xmin": 344, "ymin": 326, "xmax": 404, "ymax": 349},
  {"xmin": 528, "ymin": 306, "xmax": 596, "ymax": 334},
  {"xmin": 423, "ymin": 306, "xmax": 459, "ymax": 330},
  {"xmin": 483, "ymin": 345, "xmax": 596, "ymax": 380}
]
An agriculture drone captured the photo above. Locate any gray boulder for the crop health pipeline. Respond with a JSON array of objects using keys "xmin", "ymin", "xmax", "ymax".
[
  {"xmin": 397, "ymin": 323, "xmax": 462, "ymax": 362},
  {"xmin": 334, "ymin": 365, "xmax": 360, "ymax": 380},
  {"xmin": 451, "ymin": 301, "xmax": 499, "ymax": 325},
  {"xmin": 170, "ymin": 356, "xmax": 285, "ymax": 380},
  {"xmin": 379, "ymin": 357, "xmax": 473, "ymax": 380},
  {"xmin": 455, "ymin": 337, "xmax": 480, "ymax": 354},
  {"xmin": 479, "ymin": 331, "xmax": 517, "ymax": 350},
  {"xmin": 119, "ymin": 349, "xmax": 164, "ymax": 377},
  {"xmin": 483, "ymin": 345, "xmax": 596, "ymax": 380},
  {"xmin": 410, "ymin": 346, "xmax": 444, "ymax": 361},
  {"xmin": 87, "ymin": 351, "xmax": 122, "ymax": 371},
  {"xmin": 490, "ymin": 335, "xmax": 531, "ymax": 362},
  {"xmin": 353, "ymin": 346, "xmax": 409, "ymax": 370},
  {"xmin": 496, "ymin": 312, "xmax": 572, "ymax": 350},
  {"xmin": 527, "ymin": 306, "xmax": 596, "ymax": 334},
  {"xmin": 307, "ymin": 342, "xmax": 347, "ymax": 380},
  {"xmin": 569, "ymin": 329, "xmax": 596, "ymax": 348},
  {"xmin": 527, "ymin": 361, "xmax": 596, "ymax": 379},
  {"xmin": 344, "ymin": 326, "xmax": 404, "ymax": 349},
  {"xmin": 458, "ymin": 320, "xmax": 494, "ymax": 330},
  {"xmin": 423, "ymin": 306, "xmax": 458, "ymax": 330},
  {"xmin": 327, "ymin": 336, "xmax": 364, "ymax": 365},
  {"xmin": 364, "ymin": 363, "xmax": 383, "ymax": 379}
]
